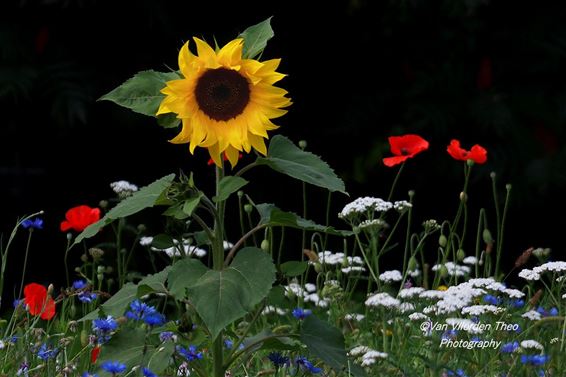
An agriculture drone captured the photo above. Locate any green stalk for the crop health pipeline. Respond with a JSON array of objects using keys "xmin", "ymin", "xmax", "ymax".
[
  {"xmin": 387, "ymin": 162, "xmax": 405, "ymax": 202},
  {"xmin": 494, "ymin": 183, "xmax": 511, "ymax": 279},
  {"xmin": 212, "ymin": 164, "xmax": 225, "ymax": 377},
  {"xmin": 17, "ymin": 230, "xmax": 34, "ymax": 299}
]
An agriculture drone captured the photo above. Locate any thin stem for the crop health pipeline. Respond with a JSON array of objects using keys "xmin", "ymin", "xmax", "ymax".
[
  {"xmin": 387, "ymin": 162, "xmax": 405, "ymax": 201},
  {"xmin": 495, "ymin": 184, "xmax": 511, "ymax": 279},
  {"xmin": 234, "ymin": 161, "xmax": 259, "ymax": 177},
  {"xmin": 301, "ymin": 181, "xmax": 307, "ymax": 261},
  {"xmin": 224, "ymin": 224, "xmax": 268, "ymax": 266},
  {"xmin": 17, "ymin": 230, "xmax": 34, "ymax": 299}
]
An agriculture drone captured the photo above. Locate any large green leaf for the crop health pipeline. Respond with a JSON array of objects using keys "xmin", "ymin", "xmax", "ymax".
[
  {"xmin": 80, "ymin": 269, "xmax": 170, "ymax": 321},
  {"xmin": 171, "ymin": 247, "xmax": 275, "ymax": 339},
  {"xmin": 97, "ymin": 328, "xmax": 174, "ymax": 373},
  {"xmin": 75, "ymin": 174, "xmax": 175, "ymax": 244},
  {"xmin": 167, "ymin": 258, "xmax": 209, "ymax": 299},
  {"xmin": 256, "ymin": 135, "xmax": 347, "ymax": 195},
  {"xmin": 213, "ymin": 176, "xmax": 248, "ymax": 203},
  {"xmin": 239, "ymin": 17, "xmax": 274, "ymax": 59},
  {"xmin": 242, "ymin": 329, "xmax": 301, "ymax": 353},
  {"xmin": 256, "ymin": 203, "xmax": 352, "ymax": 236},
  {"xmin": 99, "ymin": 70, "xmax": 180, "ymax": 117},
  {"xmin": 301, "ymin": 316, "xmax": 367, "ymax": 377}
]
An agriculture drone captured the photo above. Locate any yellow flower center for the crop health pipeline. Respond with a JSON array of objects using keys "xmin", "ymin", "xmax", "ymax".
[{"xmin": 195, "ymin": 67, "xmax": 251, "ymax": 121}]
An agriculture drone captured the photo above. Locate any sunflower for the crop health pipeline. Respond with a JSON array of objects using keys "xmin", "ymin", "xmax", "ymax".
[{"xmin": 157, "ymin": 37, "xmax": 291, "ymax": 167}]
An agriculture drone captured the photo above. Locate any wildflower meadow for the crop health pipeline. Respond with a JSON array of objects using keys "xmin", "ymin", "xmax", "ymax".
[{"xmin": 1, "ymin": 17, "xmax": 565, "ymax": 377}]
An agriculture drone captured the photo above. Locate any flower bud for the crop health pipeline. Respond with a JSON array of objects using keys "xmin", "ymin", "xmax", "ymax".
[
  {"xmin": 243, "ymin": 204, "xmax": 253, "ymax": 214},
  {"xmin": 456, "ymin": 248, "xmax": 465, "ymax": 261},
  {"xmin": 313, "ymin": 262, "xmax": 323, "ymax": 273},
  {"xmin": 80, "ymin": 254, "xmax": 88, "ymax": 263},
  {"xmin": 466, "ymin": 159, "xmax": 475, "ymax": 167},
  {"xmin": 299, "ymin": 140, "xmax": 308, "ymax": 149},
  {"xmin": 506, "ymin": 183, "xmax": 512, "ymax": 191},
  {"xmin": 99, "ymin": 200, "xmax": 108, "ymax": 209},
  {"xmin": 237, "ymin": 190, "xmax": 244, "ymax": 198},
  {"xmin": 482, "ymin": 229, "xmax": 493, "ymax": 244},
  {"xmin": 89, "ymin": 247, "xmax": 105, "ymax": 259},
  {"xmin": 137, "ymin": 224, "xmax": 147, "ymax": 232},
  {"xmin": 408, "ymin": 256, "xmax": 418, "ymax": 271},
  {"xmin": 97, "ymin": 274, "xmax": 104, "ymax": 281},
  {"xmin": 459, "ymin": 192, "xmax": 468, "ymax": 203},
  {"xmin": 438, "ymin": 235, "xmax": 448, "ymax": 248},
  {"xmin": 260, "ymin": 239, "xmax": 270, "ymax": 251},
  {"xmin": 439, "ymin": 265, "xmax": 449, "ymax": 278},
  {"xmin": 80, "ymin": 330, "xmax": 88, "ymax": 346}
]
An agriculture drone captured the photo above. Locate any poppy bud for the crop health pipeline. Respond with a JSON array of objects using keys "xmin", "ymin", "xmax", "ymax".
[
  {"xmin": 99, "ymin": 200, "xmax": 109, "ymax": 209},
  {"xmin": 105, "ymin": 267, "xmax": 114, "ymax": 274},
  {"xmin": 313, "ymin": 262, "xmax": 323, "ymax": 273},
  {"xmin": 408, "ymin": 256, "xmax": 418, "ymax": 271},
  {"xmin": 482, "ymin": 229, "xmax": 493, "ymax": 244},
  {"xmin": 490, "ymin": 172, "xmax": 496, "ymax": 179},
  {"xmin": 299, "ymin": 140, "xmax": 308, "ymax": 149},
  {"xmin": 89, "ymin": 247, "xmax": 104, "ymax": 259},
  {"xmin": 459, "ymin": 192, "xmax": 467, "ymax": 203},
  {"xmin": 408, "ymin": 190, "xmax": 415, "ymax": 198},
  {"xmin": 74, "ymin": 267, "xmax": 81, "ymax": 273},
  {"xmin": 466, "ymin": 159, "xmax": 475, "ymax": 167},
  {"xmin": 438, "ymin": 235, "xmax": 448, "ymax": 248},
  {"xmin": 260, "ymin": 239, "xmax": 270, "ymax": 251},
  {"xmin": 97, "ymin": 266, "xmax": 105, "ymax": 274},
  {"xmin": 506, "ymin": 184, "xmax": 512, "ymax": 191},
  {"xmin": 457, "ymin": 248, "xmax": 465, "ymax": 261},
  {"xmin": 439, "ymin": 265, "xmax": 449, "ymax": 278},
  {"xmin": 97, "ymin": 274, "xmax": 104, "ymax": 281},
  {"xmin": 80, "ymin": 254, "xmax": 88, "ymax": 263},
  {"xmin": 243, "ymin": 204, "xmax": 253, "ymax": 214},
  {"xmin": 237, "ymin": 190, "xmax": 244, "ymax": 198},
  {"xmin": 137, "ymin": 224, "xmax": 147, "ymax": 232},
  {"xmin": 47, "ymin": 284, "xmax": 54, "ymax": 296}
]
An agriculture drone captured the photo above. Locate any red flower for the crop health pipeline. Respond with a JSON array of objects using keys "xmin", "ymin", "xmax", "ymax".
[
  {"xmin": 91, "ymin": 346, "xmax": 101, "ymax": 363},
  {"xmin": 447, "ymin": 139, "xmax": 487, "ymax": 164},
  {"xmin": 207, "ymin": 152, "xmax": 243, "ymax": 166},
  {"xmin": 60, "ymin": 205, "xmax": 101, "ymax": 232},
  {"xmin": 23, "ymin": 283, "xmax": 56, "ymax": 320},
  {"xmin": 383, "ymin": 134, "xmax": 429, "ymax": 167}
]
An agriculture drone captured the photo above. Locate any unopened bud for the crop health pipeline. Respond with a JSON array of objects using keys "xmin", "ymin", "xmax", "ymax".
[
  {"xmin": 456, "ymin": 248, "xmax": 465, "ymax": 262},
  {"xmin": 466, "ymin": 159, "xmax": 475, "ymax": 167},
  {"xmin": 408, "ymin": 256, "xmax": 418, "ymax": 271},
  {"xmin": 408, "ymin": 190, "xmax": 415, "ymax": 198},
  {"xmin": 299, "ymin": 140, "xmax": 308, "ymax": 149},
  {"xmin": 97, "ymin": 266, "xmax": 105, "ymax": 274},
  {"xmin": 137, "ymin": 224, "xmax": 146, "ymax": 232},
  {"xmin": 459, "ymin": 192, "xmax": 468, "ymax": 203},
  {"xmin": 80, "ymin": 330, "xmax": 88, "ymax": 346},
  {"xmin": 313, "ymin": 263, "xmax": 323, "ymax": 273},
  {"xmin": 243, "ymin": 204, "xmax": 253, "ymax": 214},
  {"xmin": 89, "ymin": 247, "xmax": 104, "ymax": 259},
  {"xmin": 260, "ymin": 239, "xmax": 270, "ymax": 251},
  {"xmin": 482, "ymin": 229, "xmax": 493, "ymax": 244},
  {"xmin": 438, "ymin": 235, "xmax": 448, "ymax": 248},
  {"xmin": 439, "ymin": 265, "xmax": 449, "ymax": 278},
  {"xmin": 47, "ymin": 284, "xmax": 54, "ymax": 296},
  {"xmin": 237, "ymin": 190, "xmax": 244, "ymax": 199},
  {"xmin": 506, "ymin": 184, "xmax": 512, "ymax": 191},
  {"xmin": 105, "ymin": 266, "xmax": 114, "ymax": 274},
  {"xmin": 80, "ymin": 254, "xmax": 88, "ymax": 263},
  {"xmin": 66, "ymin": 233, "xmax": 73, "ymax": 241},
  {"xmin": 97, "ymin": 274, "xmax": 104, "ymax": 281},
  {"xmin": 99, "ymin": 200, "xmax": 108, "ymax": 209},
  {"xmin": 490, "ymin": 172, "xmax": 496, "ymax": 179},
  {"xmin": 74, "ymin": 267, "xmax": 81, "ymax": 273}
]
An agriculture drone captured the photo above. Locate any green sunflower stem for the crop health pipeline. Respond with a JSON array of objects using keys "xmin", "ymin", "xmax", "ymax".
[{"xmin": 212, "ymin": 164, "xmax": 226, "ymax": 377}]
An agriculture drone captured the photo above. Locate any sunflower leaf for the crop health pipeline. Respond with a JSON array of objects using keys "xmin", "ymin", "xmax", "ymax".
[
  {"xmin": 301, "ymin": 316, "xmax": 367, "ymax": 377},
  {"xmin": 74, "ymin": 174, "xmax": 175, "ymax": 245},
  {"xmin": 213, "ymin": 176, "xmax": 249, "ymax": 203},
  {"xmin": 255, "ymin": 203, "xmax": 352, "ymax": 236},
  {"xmin": 256, "ymin": 135, "xmax": 348, "ymax": 195},
  {"xmin": 239, "ymin": 17, "xmax": 274, "ymax": 59},
  {"xmin": 99, "ymin": 70, "xmax": 180, "ymax": 117}
]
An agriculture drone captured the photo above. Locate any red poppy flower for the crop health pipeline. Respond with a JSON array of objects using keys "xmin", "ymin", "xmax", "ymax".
[
  {"xmin": 60, "ymin": 205, "xmax": 101, "ymax": 232},
  {"xmin": 447, "ymin": 139, "xmax": 487, "ymax": 164},
  {"xmin": 383, "ymin": 134, "xmax": 429, "ymax": 167},
  {"xmin": 91, "ymin": 345, "xmax": 101, "ymax": 363},
  {"xmin": 23, "ymin": 283, "xmax": 56, "ymax": 320},
  {"xmin": 207, "ymin": 152, "xmax": 243, "ymax": 166}
]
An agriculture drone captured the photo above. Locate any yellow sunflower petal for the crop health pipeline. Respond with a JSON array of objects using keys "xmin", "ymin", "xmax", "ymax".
[
  {"xmin": 193, "ymin": 37, "xmax": 220, "ymax": 68},
  {"xmin": 170, "ymin": 119, "xmax": 192, "ymax": 144},
  {"xmin": 217, "ymin": 38, "xmax": 244, "ymax": 67},
  {"xmin": 248, "ymin": 132, "xmax": 267, "ymax": 156},
  {"xmin": 178, "ymin": 41, "xmax": 196, "ymax": 77},
  {"xmin": 208, "ymin": 143, "xmax": 223, "ymax": 167},
  {"xmin": 225, "ymin": 146, "xmax": 240, "ymax": 168}
]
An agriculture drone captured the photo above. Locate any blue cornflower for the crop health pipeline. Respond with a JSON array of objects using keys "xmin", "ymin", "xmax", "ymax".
[
  {"xmin": 73, "ymin": 280, "xmax": 88, "ymax": 290},
  {"xmin": 223, "ymin": 339, "xmax": 243, "ymax": 350},
  {"xmin": 177, "ymin": 345, "xmax": 203, "ymax": 362},
  {"xmin": 13, "ymin": 299, "xmax": 23, "ymax": 308},
  {"xmin": 22, "ymin": 218, "xmax": 43, "ymax": 230},
  {"xmin": 447, "ymin": 369, "xmax": 468, "ymax": 377},
  {"xmin": 78, "ymin": 291, "xmax": 98, "ymax": 303},
  {"xmin": 159, "ymin": 331, "xmax": 176, "ymax": 342},
  {"xmin": 512, "ymin": 299, "xmax": 525, "ymax": 308},
  {"xmin": 92, "ymin": 316, "xmax": 118, "ymax": 343},
  {"xmin": 37, "ymin": 343, "xmax": 57, "ymax": 360},
  {"xmin": 143, "ymin": 312, "xmax": 166, "ymax": 327},
  {"xmin": 441, "ymin": 329, "xmax": 458, "ymax": 340},
  {"xmin": 142, "ymin": 367, "xmax": 158, "ymax": 377},
  {"xmin": 536, "ymin": 306, "xmax": 547, "ymax": 316},
  {"xmin": 100, "ymin": 360, "xmax": 127, "ymax": 374},
  {"xmin": 549, "ymin": 307, "xmax": 559, "ymax": 316},
  {"xmin": 125, "ymin": 300, "xmax": 157, "ymax": 321},
  {"xmin": 292, "ymin": 308, "xmax": 312, "ymax": 320},
  {"xmin": 81, "ymin": 372, "xmax": 98, "ymax": 377},
  {"xmin": 520, "ymin": 354, "xmax": 550, "ymax": 366},
  {"xmin": 268, "ymin": 352, "xmax": 290, "ymax": 368},
  {"xmin": 500, "ymin": 341, "xmax": 519, "ymax": 353},
  {"xmin": 483, "ymin": 294, "xmax": 500, "ymax": 305},
  {"xmin": 295, "ymin": 356, "xmax": 322, "ymax": 374}
]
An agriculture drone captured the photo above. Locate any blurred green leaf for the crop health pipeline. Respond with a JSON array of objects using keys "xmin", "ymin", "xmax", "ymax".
[
  {"xmin": 99, "ymin": 70, "xmax": 180, "ymax": 117},
  {"xmin": 213, "ymin": 176, "xmax": 248, "ymax": 203},
  {"xmin": 239, "ymin": 17, "xmax": 274, "ymax": 59},
  {"xmin": 280, "ymin": 261, "xmax": 308, "ymax": 277},
  {"xmin": 257, "ymin": 135, "xmax": 348, "ymax": 195}
]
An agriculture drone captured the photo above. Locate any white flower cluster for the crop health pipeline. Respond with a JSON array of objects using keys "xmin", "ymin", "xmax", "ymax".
[
  {"xmin": 344, "ymin": 313, "xmax": 365, "ymax": 322},
  {"xmin": 461, "ymin": 305, "xmax": 504, "ymax": 316},
  {"xmin": 408, "ymin": 312, "xmax": 429, "ymax": 321},
  {"xmin": 532, "ymin": 247, "xmax": 551, "ymax": 257},
  {"xmin": 283, "ymin": 282, "xmax": 329, "ymax": 308},
  {"xmin": 110, "ymin": 180, "xmax": 139, "ymax": 198},
  {"xmin": 262, "ymin": 306, "xmax": 287, "ymax": 316},
  {"xmin": 315, "ymin": 250, "xmax": 364, "ymax": 266},
  {"xmin": 379, "ymin": 270, "xmax": 403, "ymax": 283},
  {"xmin": 522, "ymin": 310, "xmax": 542, "ymax": 321},
  {"xmin": 393, "ymin": 200, "xmax": 412, "ymax": 212},
  {"xmin": 563, "ymin": 293, "xmax": 566, "ymax": 299},
  {"xmin": 339, "ymin": 197, "xmax": 392, "ymax": 219},
  {"xmin": 422, "ymin": 219, "xmax": 441, "ymax": 231},
  {"xmin": 348, "ymin": 346, "xmax": 388, "ymax": 367},
  {"xmin": 520, "ymin": 340, "xmax": 544, "ymax": 351},
  {"xmin": 432, "ymin": 262, "xmax": 471, "ymax": 277},
  {"xmin": 365, "ymin": 292, "xmax": 400, "ymax": 309},
  {"xmin": 140, "ymin": 237, "xmax": 207, "ymax": 258},
  {"xmin": 358, "ymin": 219, "xmax": 387, "ymax": 230},
  {"xmin": 519, "ymin": 261, "xmax": 566, "ymax": 281},
  {"xmin": 463, "ymin": 256, "xmax": 479, "ymax": 265},
  {"xmin": 399, "ymin": 287, "xmax": 425, "ymax": 299},
  {"xmin": 445, "ymin": 318, "xmax": 485, "ymax": 334}
]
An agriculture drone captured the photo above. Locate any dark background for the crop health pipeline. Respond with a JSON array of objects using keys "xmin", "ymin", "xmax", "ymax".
[{"xmin": 1, "ymin": 0, "xmax": 566, "ymax": 300}]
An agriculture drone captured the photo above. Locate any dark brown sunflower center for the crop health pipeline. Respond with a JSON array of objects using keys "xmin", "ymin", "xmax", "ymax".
[{"xmin": 194, "ymin": 67, "xmax": 250, "ymax": 121}]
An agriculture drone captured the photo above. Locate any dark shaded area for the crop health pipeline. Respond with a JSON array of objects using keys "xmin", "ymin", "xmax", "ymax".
[{"xmin": 1, "ymin": 0, "xmax": 566, "ymax": 300}]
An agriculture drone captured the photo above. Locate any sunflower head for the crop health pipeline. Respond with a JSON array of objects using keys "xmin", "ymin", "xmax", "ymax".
[{"xmin": 157, "ymin": 37, "xmax": 291, "ymax": 168}]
